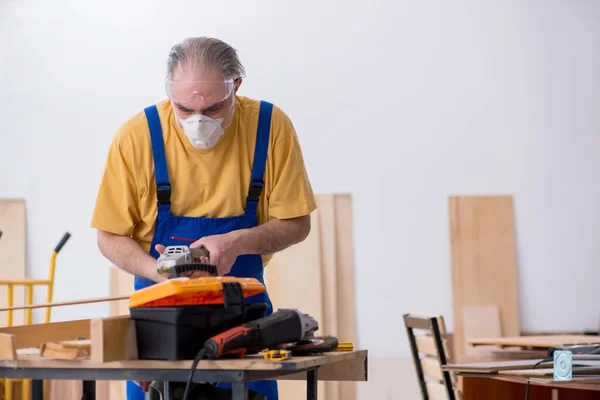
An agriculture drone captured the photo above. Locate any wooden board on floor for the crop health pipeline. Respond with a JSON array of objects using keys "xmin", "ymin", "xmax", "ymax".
[
  {"xmin": 0, "ymin": 198, "xmax": 27, "ymax": 327},
  {"xmin": 265, "ymin": 193, "xmax": 357, "ymax": 400},
  {"xmin": 448, "ymin": 195, "xmax": 520, "ymax": 359}
]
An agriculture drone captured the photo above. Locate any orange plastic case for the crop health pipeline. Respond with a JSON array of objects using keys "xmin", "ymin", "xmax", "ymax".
[{"xmin": 128, "ymin": 277, "xmax": 266, "ymax": 308}]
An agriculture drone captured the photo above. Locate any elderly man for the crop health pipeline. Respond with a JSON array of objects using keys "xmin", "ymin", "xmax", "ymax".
[{"xmin": 91, "ymin": 36, "xmax": 316, "ymax": 400}]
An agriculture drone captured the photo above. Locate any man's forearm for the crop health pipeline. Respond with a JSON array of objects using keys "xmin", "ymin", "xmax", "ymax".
[
  {"xmin": 231, "ymin": 215, "xmax": 311, "ymax": 256},
  {"xmin": 96, "ymin": 230, "xmax": 165, "ymax": 282}
]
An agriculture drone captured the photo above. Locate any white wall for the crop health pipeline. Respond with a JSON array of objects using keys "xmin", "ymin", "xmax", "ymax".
[{"xmin": 1, "ymin": 0, "xmax": 600, "ymax": 365}]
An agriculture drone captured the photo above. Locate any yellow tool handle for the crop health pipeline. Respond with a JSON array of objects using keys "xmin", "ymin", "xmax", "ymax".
[{"xmin": 263, "ymin": 350, "xmax": 291, "ymax": 361}]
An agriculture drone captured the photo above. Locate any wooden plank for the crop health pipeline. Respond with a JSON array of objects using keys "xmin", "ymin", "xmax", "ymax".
[
  {"xmin": 317, "ymin": 197, "xmax": 340, "ymax": 400},
  {"xmin": 0, "ymin": 319, "xmax": 90, "ymax": 350},
  {"xmin": 463, "ymin": 305, "xmax": 502, "ymax": 356},
  {"xmin": 90, "ymin": 315, "xmax": 137, "ymax": 363},
  {"xmin": 106, "ymin": 267, "xmax": 135, "ymax": 400},
  {"xmin": 499, "ymin": 366, "xmax": 600, "ymax": 377},
  {"xmin": 0, "ymin": 294, "xmax": 129, "ymax": 312},
  {"xmin": 265, "ymin": 207, "xmax": 325, "ymax": 400},
  {"xmin": 469, "ymin": 335, "xmax": 600, "ymax": 349},
  {"xmin": 110, "ymin": 267, "xmax": 134, "ymax": 316},
  {"xmin": 40, "ymin": 340, "xmax": 91, "ymax": 360},
  {"xmin": 0, "ymin": 333, "xmax": 17, "ymax": 360},
  {"xmin": 262, "ymin": 194, "xmax": 358, "ymax": 400},
  {"xmin": 443, "ymin": 358, "xmax": 552, "ymax": 373},
  {"xmin": 488, "ymin": 348, "xmax": 548, "ymax": 360},
  {"xmin": 0, "ymin": 198, "xmax": 27, "ymax": 327},
  {"xmin": 332, "ymin": 194, "xmax": 358, "ymax": 400},
  {"xmin": 448, "ymin": 195, "xmax": 520, "ymax": 360}
]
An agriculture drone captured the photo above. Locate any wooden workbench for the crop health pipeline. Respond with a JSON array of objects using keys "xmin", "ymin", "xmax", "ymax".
[
  {"xmin": 0, "ymin": 315, "xmax": 367, "ymax": 400},
  {"xmin": 0, "ymin": 350, "xmax": 368, "ymax": 400}
]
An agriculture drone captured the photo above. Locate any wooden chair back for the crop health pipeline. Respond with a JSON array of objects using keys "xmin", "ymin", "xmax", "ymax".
[{"xmin": 403, "ymin": 313, "xmax": 462, "ymax": 400}]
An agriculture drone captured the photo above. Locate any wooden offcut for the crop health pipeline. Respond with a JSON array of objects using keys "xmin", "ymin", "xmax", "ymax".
[
  {"xmin": 90, "ymin": 315, "xmax": 137, "ymax": 363},
  {"xmin": 448, "ymin": 195, "xmax": 521, "ymax": 360},
  {"xmin": 0, "ymin": 333, "xmax": 17, "ymax": 361},
  {"xmin": 40, "ymin": 340, "xmax": 90, "ymax": 360},
  {"xmin": 0, "ymin": 198, "xmax": 27, "ymax": 327},
  {"xmin": 109, "ymin": 267, "xmax": 134, "ymax": 316}
]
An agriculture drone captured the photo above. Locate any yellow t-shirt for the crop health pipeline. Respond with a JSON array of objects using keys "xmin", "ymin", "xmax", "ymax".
[{"xmin": 90, "ymin": 95, "xmax": 317, "ymax": 265}]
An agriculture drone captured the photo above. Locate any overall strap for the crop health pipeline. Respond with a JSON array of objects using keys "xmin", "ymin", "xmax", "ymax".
[
  {"xmin": 143, "ymin": 105, "xmax": 171, "ymax": 218},
  {"xmin": 245, "ymin": 101, "xmax": 273, "ymax": 215}
]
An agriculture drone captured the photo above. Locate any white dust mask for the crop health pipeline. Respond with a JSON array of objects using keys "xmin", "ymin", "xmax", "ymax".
[{"xmin": 179, "ymin": 114, "xmax": 225, "ymax": 150}]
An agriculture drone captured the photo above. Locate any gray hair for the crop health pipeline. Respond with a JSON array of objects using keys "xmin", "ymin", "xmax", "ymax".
[{"xmin": 165, "ymin": 37, "xmax": 246, "ymax": 81}]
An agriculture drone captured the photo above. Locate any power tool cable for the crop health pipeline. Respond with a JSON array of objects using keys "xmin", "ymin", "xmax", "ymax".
[
  {"xmin": 182, "ymin": 347, "xmax": 208, "ymax": 400},
  {"xmin": 524, "ymin": 357, "xmax": 553, "ymax": 400}
]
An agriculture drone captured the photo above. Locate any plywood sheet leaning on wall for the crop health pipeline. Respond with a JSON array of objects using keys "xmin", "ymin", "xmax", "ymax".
[
  {"xmin": 95, "ymin": 267, "xmax": 136, "ymax": 400},
  {"xmin": 448, "ymin": 195, "xmax": 520, "ymax": 361},
  {"xmin": 0, "ymin": 198, "xmax": 27, "ymax": 327},
  {"xmin": 265, "ymin": 194, "xmax": 357, "ymax": 400}
]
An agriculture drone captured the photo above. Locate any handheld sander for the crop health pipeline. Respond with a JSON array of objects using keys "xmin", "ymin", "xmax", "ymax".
[{"xmin": 156, "ymin": 245, "xmax": 215, "ymax": 278}]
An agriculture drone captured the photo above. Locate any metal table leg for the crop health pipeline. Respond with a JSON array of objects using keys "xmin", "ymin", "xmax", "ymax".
[
  {"xmin": 163, "ymin": 381, "xmax": 171, "ymax": 400},
  {"xmin": 232, "ymin": 380, "xmax": 249, "ymax": 400},
  {"xmin": 82, "ymin": 380, "xmax": 96, "ymax": 400},
  {"xmin": 31, "ymin": 379, "xmax": 43, "ymax": 400},
  {"xmin": 307, "ymin": 367, "xmax": 318, "ymax": 400}
]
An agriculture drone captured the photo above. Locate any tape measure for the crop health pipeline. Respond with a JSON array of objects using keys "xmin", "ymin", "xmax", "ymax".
[{"xmin": 263, "ymin": 350, "xmax": 291, "ymax": 361}]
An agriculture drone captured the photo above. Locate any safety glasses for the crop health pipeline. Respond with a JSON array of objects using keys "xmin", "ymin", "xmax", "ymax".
[{"xmin": 166, "ymin": 79, "xmax": 236, "ymax": 106}]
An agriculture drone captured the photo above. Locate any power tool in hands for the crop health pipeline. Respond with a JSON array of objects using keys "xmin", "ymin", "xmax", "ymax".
[{"xmin": 156, "ymin": 245, "xmax": 217, "ymax": 278}]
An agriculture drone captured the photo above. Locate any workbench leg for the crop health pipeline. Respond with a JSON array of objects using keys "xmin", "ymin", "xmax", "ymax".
[
  {"xmin": 31, "ymin": 380, "xmax": 43, "ymax": 400},
  {"xmin": 82, "ymin": 380, "xmax": 96, "ymax": 400},
  {"xmin": 163, "ymin": 381, "xmax": 171, "ymax": 400},
  {"xmin": 231, "ymin": 380, "xmax": 248, "ymax": 400},
  {"xmin": 307, "ymin": 368, "xmax": 318, "ymax": 400}
]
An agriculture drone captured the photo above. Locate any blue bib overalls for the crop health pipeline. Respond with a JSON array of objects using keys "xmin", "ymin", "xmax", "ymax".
[{"xmin": 126, "ymin": 101, "xmax": 278, "ymax": 400}]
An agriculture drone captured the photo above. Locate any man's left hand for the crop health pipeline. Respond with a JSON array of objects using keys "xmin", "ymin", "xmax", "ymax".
[{"xmin": 190, "ymin": 233, "xmax": 240, "ymax": 276}]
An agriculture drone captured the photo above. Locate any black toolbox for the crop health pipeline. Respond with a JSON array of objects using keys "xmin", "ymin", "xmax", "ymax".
[
  {"xmin": 129, "ymin": 279, "xmax": 267, "ymax": 360},
  {"xmin": 130, "ymin": 303, "xmax": 266, "ymax": 360}
]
